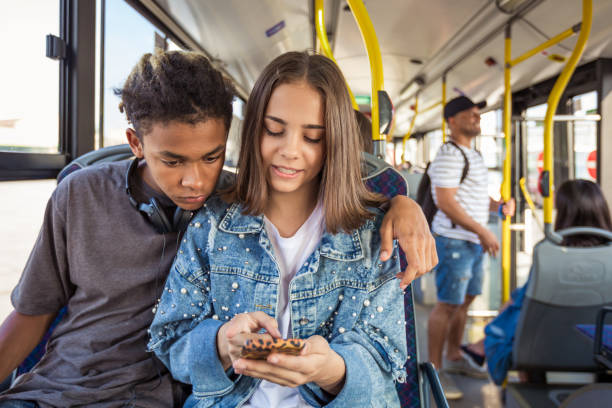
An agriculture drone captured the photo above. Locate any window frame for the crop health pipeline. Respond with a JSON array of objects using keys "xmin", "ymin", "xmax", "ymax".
[{"xmin": 0, "ymin": 0, "xmax": 96, "ymax": 181}]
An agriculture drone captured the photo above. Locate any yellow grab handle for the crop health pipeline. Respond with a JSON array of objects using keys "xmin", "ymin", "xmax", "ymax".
[
  {"xmin": 442, "ymin": 77, "xmax": 447, "ymax": 143},
  {"xmin": 543, "ymin": 0, "xmax": 592, "ymax": 230},
  {"xmin": 519, "ymin": 177, "xmax": 544, "ymax": 232},
  {"xmin": 500, "ymin": 27, "xmax": 513, "ymax": 303},
  {"xmin": 314, "ymin": 0, "xmax": 359, "ymax": 110},
  {"xmin": 347, "ymin": 0, "xmax": 385, "ymax": 142},
  {"xmin": 402, "ymin": 95, "xmax": 419, "ymax": 161}
]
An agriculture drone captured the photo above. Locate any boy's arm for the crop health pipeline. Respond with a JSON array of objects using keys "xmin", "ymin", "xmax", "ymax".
[{"xmin": 0, "ymin": 311, "xmax": 56, "ymax": 381}]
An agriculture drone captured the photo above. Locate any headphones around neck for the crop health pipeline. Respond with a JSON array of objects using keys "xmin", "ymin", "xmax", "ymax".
[{"xmin": 125, "ymin": 158, "xmax": 194, "ymax": 234}]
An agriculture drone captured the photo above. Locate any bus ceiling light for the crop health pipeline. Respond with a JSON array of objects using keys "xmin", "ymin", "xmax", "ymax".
[
  {"xmin": 399, "ymin": 75, "xmax": 425, "ymax": 99},
  {"xmin": 495, "ymin": 0, "xmax": 536, "ymax": 14}
]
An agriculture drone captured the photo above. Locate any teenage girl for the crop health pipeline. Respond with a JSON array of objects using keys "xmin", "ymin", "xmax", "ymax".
[{"xmin": 148, "ymin": 51, "xmax": 408, "ymax": 407}]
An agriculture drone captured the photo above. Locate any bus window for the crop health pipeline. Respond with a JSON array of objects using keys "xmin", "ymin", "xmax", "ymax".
[
  {"xmin": 525, "ymin": 103, "xmax": 547, "ymax": 206},
  {"xmin": 479, "ymin": 109, "xmax": 503, "ymax": 202},
  {"xmin": 572, "ymin": 91, "xmax": 598, "ymax": 181},
  {"xmin": 0, "ymin": 180, "xmax": 56, "ymax": 321},
  {"xmin": 224, "ymin": 97, "xmax": 245, "ymax": 169},
  {"xmin": 102, "ymin": 0, "xmax": 170, "ymax": 147},
  {"xmin": 0, "ymin": 0, "xmax": 60, "ymax": 153},
  {"xmin": 427, "ymin": 129, "xmax": 443, "ymax": 163}
]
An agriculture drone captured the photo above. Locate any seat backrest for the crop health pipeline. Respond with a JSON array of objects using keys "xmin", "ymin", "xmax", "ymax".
[
  {"xmin": 403, "ymin": 172, "xmax": 423, "ymax": 201},
  {"xmin": 57, "ymin": 144, "xmax": 133, "ymax": 183},
  {"xmin": 361, "ymin": 153, "xmax": 420, "ymax": 408},
  {"xmin": 514, "ymin": 231, "xmax": 612, "ymax": 372}
]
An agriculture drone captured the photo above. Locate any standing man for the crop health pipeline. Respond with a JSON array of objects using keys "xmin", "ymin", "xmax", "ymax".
[{"xmin": 426, "ymin": 96, "xmax": 514, "ymax": 399}]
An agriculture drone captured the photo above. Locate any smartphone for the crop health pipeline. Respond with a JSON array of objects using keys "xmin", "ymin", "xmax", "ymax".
[{"xmin": 240, "ymin": 338, "xmax": 306, "ymax": 360}]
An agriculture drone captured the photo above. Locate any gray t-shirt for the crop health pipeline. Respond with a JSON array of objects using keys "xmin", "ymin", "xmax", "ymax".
[{"xmin": 1, "ymin": 161, "xmax": 188, "ymax": 407}]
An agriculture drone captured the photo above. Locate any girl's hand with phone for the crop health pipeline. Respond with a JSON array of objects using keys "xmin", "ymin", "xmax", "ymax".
[
  {"xmin": 232, "ymin": 335, "xmax": 346, "ymax": 395},
  {"xmin": 216, "ymin": 311, "xmax": 282, "ymax": 370}
]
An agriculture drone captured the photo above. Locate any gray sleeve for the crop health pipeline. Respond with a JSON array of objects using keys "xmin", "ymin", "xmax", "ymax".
[{"xmin": 11, "ymin": 189, "xmax": 74, "ymax": 316}]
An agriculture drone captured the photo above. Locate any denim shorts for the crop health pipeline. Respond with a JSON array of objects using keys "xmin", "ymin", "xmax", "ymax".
[{"xmin": 434, "ymin": 234, "xmax": 484, "ymax": 305}]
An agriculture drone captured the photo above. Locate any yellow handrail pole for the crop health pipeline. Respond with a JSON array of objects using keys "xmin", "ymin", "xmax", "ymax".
[
  {"xmin": 314, "ymin": 0, "xmax": 359, "ymax": 110},
  {"xmin": 402, "ymin": 95, "xmax": 419, "ymax": 162},
  {"xmin": 543, "ymin": 0, "xmax": 592, "ymax": 236},
  {"xmin": 501, "ymin": 25, "xmax": 512, "ymax": 303},
  {"xmin": 346, "ymin": 0, "xmax": 385, "ymax": 147},
  {"xmin": 442, "ymin": 76, "xmax": 447, "ymax": 143},
  {"xmin": 519, "ymin": 177, "xmax": 544, "ymax": 232},
  {"xmin": 510, "ymin": 24, "xmax": 580, "ymax": 67},
  {"xmin": 419, "ymin": 101, "xmax": 442, "ymax": 114}
]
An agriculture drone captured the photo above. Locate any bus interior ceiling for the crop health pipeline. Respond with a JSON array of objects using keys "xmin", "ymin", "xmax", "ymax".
[
  {"xmin": 3, "ymin": 0, "xmax": 612, "ymax": 407},
  {"xmin": 152, "ymin": 0, "xmax": 612, "ymax": 133}
]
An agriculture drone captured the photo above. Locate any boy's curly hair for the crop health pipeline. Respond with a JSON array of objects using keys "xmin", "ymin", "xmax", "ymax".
[{"xmin": 115, "ymin": 50, "xmax": 235, "ymax": 137}]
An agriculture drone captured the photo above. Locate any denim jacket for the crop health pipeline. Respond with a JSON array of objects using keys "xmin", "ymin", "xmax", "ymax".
[{"xmin": 148, "ymin": 196, "xmax": 407, "ymax": 407}]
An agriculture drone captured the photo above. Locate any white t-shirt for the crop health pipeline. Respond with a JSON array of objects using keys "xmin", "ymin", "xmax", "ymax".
[
  {"xmin": 429, "ymin": 142, "xmax": 489, "ymax": 244},
  {"xmin": 243, "ymin": 202, "xmax": 325, "ymax": 408}
]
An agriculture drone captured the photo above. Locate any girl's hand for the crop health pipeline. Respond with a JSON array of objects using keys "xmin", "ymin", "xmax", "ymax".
[
  {"xmin": 217, "ymin": 311, "xmax": 282, "ymax": 370},
  {"xmin": 232, "ymin": 335, "xmax": 346, "ymax": 395}
]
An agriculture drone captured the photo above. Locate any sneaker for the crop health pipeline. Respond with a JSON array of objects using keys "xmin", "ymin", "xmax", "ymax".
[
  {"xmin": 461, "ymin": 344, "xmax": 485, "ymax": 367},
  {"xmin": 444, "ymin": 354, "xmax": 488, "ymax": 379},
  {"xmin": 438, "ymin": 371, "xmax": 463, "ymax": 400}
]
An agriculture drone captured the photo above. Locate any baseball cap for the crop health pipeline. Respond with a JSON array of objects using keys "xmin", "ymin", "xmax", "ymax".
[{"xmin": 443, "ymin": 96, "xmax": 486, "ymax": 120}]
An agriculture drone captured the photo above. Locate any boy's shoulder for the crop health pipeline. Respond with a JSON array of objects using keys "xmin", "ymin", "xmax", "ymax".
[{"xmin": 56, "ymin": 160, "xmax": 129, "ymax": 194}]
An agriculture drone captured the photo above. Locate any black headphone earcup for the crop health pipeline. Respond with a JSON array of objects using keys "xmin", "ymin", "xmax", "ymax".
[
  {"xmin": 173, "ymin": 208, "xmax": 194, "ymax": 232},
  {"xmin": 147, "ymin": 198, "xmax": 174, "ymax": 234}
]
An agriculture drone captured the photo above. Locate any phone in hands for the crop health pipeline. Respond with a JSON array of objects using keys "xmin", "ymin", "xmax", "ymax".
[{"xmin": 240, "ymin": 338, "xmax": 306, "ymax": 360}]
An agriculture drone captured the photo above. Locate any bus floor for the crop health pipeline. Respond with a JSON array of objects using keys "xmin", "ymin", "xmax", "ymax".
[{"xmin": 414, "ymin": 302, "xmax": 503, "ymax": 407}]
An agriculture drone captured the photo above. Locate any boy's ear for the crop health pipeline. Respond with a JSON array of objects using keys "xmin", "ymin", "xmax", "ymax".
[{"xmin": 126, "ymin": 128, "xmax": 144, "ymax": 158}]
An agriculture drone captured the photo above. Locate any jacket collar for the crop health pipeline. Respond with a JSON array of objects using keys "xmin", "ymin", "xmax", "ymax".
[
  {"xmin": 218, "ymin": 202, "xmax": 265, "ymax": 234},
  {"xmin": 218, "ymin": 202, "xmax": 365, "ymax": 261}
]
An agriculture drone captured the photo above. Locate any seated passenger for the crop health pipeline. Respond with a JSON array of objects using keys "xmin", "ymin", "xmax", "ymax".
[
  {"xmin": 484, "ymin": 179, "xmax": 612, "ymax": 385},
  {"xmin": 0, "ymin": 50, "xmax": 433, "ymax": 407},
  {"xmin": 148, "ymin": 51, "xmax": 408, "ymax": 407}
]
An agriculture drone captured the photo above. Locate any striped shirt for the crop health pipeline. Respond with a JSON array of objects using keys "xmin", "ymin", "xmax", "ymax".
[{"xmin": 429, "ymin": 142, "xmax": 489, "ymax": 244}]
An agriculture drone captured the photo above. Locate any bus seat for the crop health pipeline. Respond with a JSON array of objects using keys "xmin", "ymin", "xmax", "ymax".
[
  {"xmin": 403, "ymin": 172, "xmax": 423, "ymax": 201},
  {"xmin": 362, "ymin": 152, "xmax": 447, "ymax": 408},
  {"xmin": 57, "ymin": 144, "xmax": 133, "ymax": 183},
  {"xmin": 513, "ymin": 227, "xmax": 612, "ymax": 374}
]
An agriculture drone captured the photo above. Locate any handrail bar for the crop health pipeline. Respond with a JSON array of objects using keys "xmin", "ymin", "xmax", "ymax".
[
  {"xmin": 543, "ymin": 0, "xmax": 592, "ymax": 238},
  {"xmin": 521, "ymin": 114, "xmax": 600, "ymax": 122},
  {"xmin": 519, "ymin": 177, "xmax": 543, "ymax": 233},
  {"xmin": 402, "ymin": 95, "xmax": 419, "ymax": 162},
  {"xmin": 347, "ymin": 0, "xmax": 386, "ymax": 154},
  {"xmin": 510, "ymin": 23, "xmax": 581, "ymax": 67},
  {"xmin": 501, "ymin": 24, "xmax": 512, "ymax": 302}
]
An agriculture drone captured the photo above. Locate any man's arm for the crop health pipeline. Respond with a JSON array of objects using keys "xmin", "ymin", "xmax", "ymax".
[
  {"xmin": 490, "ymin": 197, "xmax": 516, "ymax": 216},
  {"xmin": 436, "ymin": 187, "xmax": 499, "ymax": 256},
  {"xmin": 379, "ymin": 196, "xmax": 438, "ymax": 290},
  {"xmin": 0, "ymin": 310, "xmax": 56, "ymax": 381}
]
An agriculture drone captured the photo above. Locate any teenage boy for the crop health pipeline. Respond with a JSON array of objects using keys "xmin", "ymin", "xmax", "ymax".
[{"xmin": 0, "ymin": 50, "xmax": 435, "ymax": 407}]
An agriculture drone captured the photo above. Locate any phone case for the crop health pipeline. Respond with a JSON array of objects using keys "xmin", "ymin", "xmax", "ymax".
[{"xmin": 240, "ymin": 338, "xmax": 306, "ymax": 360}]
